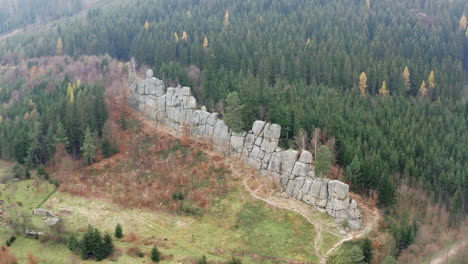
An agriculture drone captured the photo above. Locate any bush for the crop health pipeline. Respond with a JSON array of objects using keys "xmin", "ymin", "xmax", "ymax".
[
  {"xmin": 228, "ymin": 257, "xmax": 242, "ymax": 264},
  {"xmin": 181, "ymin": 201, "xmax": 204, "ymax": 216},
  {"xmin": 9, "ymin": 236, "xmax": 16, "ymax": 243},
  {"xmin": 114, "ymin": 224, "xmax": 123, "ymax": 239},
  {"xmin": 198, "ymin": 255, "xmax": 208, "ymax": 264},
  {"xmin": 67, "ymin": 234, "xmax": 80, "ymax": 252},
  {"xmin": 172, "ymin": 191, "xmax": 184, "ymax": 201},
  {"xmin": 5, "ymin": 240, "xmax": 11, "ymax": 247},
  {"xmin": 150, "ymin": 245, "xmax": 161, "ymax": 262}
]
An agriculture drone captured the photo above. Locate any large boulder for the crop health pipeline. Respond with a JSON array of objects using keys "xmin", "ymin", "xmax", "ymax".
[
  {"xmin": 212, "ymin": 120, "xmax": 230, "ymax": 146},
  {"xmin": 280, "ymin": 150, "xmax": 299, "ymax": 177},
  {"xmin": 252, "ymin": 121, "xmax": 266, "ymax": 136},
  {"xmin": 328, "ymin": 180, "xmax": 349, "ymax": 200}
]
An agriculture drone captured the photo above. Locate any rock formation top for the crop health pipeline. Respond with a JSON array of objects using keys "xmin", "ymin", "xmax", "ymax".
[{"xmin": 130, "ymin": 72, "xmax": 362, "ymax": 229}]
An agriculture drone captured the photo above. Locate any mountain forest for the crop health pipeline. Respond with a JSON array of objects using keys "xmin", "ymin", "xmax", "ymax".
[{"xmin": 0, "ymin": 0, "xmax": 466, "ymax": 263}]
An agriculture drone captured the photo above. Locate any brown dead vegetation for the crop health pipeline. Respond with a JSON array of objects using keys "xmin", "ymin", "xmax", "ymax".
[{"xmin": 54, "ymin": 88, "xmax": 231, "ymax": 215}]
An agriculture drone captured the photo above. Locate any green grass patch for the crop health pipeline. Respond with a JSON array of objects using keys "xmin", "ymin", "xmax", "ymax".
[
  {"xmin": 321, "ymin": 232, "xmax": 341, "ymax": 256},
  {"xmin": 0, "ymin": 180, "xmax": 56, "ymax": 212}
]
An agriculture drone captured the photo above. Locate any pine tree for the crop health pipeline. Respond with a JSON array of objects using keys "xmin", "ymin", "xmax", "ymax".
[
  {"xmin": 361, "ymin": 238, "xmax": 373, "ymax": 263},
  {"xmin": 67, "ymin": 234, "xmax": 80, "ymax": 252},
  {"xmin": 315, "ymin": 145, "xmax": 332, "ymax": 177},
  {"xmin": 203, "ymin": 36, "xmax": 209, "ymax": 50},
  {"xmin": 102, "ymin": 233, "xmax": 114, "ymax": 259},
  {"xmin": 379, "ymin": 80, "xmax": 389, "ymax": 96},
  {"xmin": 144, "ymin": 20, "xmax": 150, "ymax": 30},
  {"xmin": 449, "ymin": 186, "xmax": 464, "ymax": 226},
  {"xmin": 56, "ymin": 37, "xmax": 63, "ymax": 55},
  {"xmin": 54, "ymin": 121, "xmax": 70, "ymax": 148},
  {"xmin": 403, "ymin": 66, "xmax": 411, "ymax": 91},
  {"xmin": 224, "ymin": 91, "xmax": 245, "ymax": 133},
  {"xmin": 114, "ymin": 224, "xmax": 123, "ymax": 239},
  {"xmin": 81, "ymin": 127, "xmax": 97, "ymax": 165},
  {"xmin": 151, "ymin": 245, "xmax": 161, "ymax": 262},
  {"xmin": 359, "ymin": 72, "xmax": 367, "ymax": 96},
  {"xmin": 418, "ymin": 80, "xmax": 428, "ymax": 100}
]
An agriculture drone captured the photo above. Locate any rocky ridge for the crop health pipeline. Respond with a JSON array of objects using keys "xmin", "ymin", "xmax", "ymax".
[{"xmin": 130, "ymin": 70, "xmax": 362, "ymax": 229}]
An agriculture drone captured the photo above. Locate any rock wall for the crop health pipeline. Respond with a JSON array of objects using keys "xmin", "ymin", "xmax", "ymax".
[{"xmin": 131, "ymin": 70, "xmax": 362, "ymax": 229}]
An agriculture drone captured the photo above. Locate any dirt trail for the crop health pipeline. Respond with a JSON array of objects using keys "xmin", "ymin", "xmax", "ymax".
[
  {"xmin": 429, "ymin": 239, "xmax": 467, "ymax": 264},
  {"xmin": 240, "ymin": 171, "xmax": 381, "ymax": 264}
]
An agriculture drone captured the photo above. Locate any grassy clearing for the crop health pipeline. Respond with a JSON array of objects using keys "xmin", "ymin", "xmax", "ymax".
[
  {"xmin": 2, "ymin": 186, "xmax": 320, "ymax": 263},
  {"xmin": 0, "ymin": 180, "xmax": 56, "ymax": 212}
]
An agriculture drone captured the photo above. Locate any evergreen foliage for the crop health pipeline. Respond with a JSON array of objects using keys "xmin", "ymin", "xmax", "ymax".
[
  {"xmin": 150, "ymin": 245, "xmax": 161, "ymax": 262},
  {"xmin": 224, "ymin": 91, "xmax": 245, "ymax": 133},
  {"xmin": 114, "ymin": 224, "xmax": 123, "ymax": 239},
  {"xmin": 315, "ymin": 145, "xmax": 332, "ymax": 177}
]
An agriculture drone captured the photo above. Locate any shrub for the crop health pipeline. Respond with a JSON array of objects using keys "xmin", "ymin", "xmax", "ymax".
[
  {"xmin": 114, "ymin": 224, "xmax": 123, "ymax": 239},
  {"xmin": 150, "ymin": 245, "xmax": 161, "ymax": 262},
  {"xmin": 181, "ymin": 201, "xmax": 204, "ymax": 216},
  {"xmin": 67, "ymin": 234, "xmax": 80, "ymax": 252},
  {"xmin": 9, "ymin": 236, "xmax": 16, "ymax": 243},
  {"xmin": 228, "ymin": 257, "xmax": 242, "ymax": 264},
  {"xmin": 126, "ymin": 245, "xmax": 142, "ymax": 258},
  {"xmin": 198, "ymin": 255, "xmax": 208, "ymax": 264},
  {"xmin": 6, "ymin": 240, "xmax": 11, "ymax": 247}
]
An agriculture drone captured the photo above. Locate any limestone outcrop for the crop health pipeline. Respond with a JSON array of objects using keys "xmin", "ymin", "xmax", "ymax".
[{"xmin": 130, "ymin": 70, "xmax": 362, "ymax": 229}]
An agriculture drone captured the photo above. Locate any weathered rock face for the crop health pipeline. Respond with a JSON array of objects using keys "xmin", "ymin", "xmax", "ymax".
[{"xmin": 131, "ymin": 71, "xmax": 362, "ymax": 229}]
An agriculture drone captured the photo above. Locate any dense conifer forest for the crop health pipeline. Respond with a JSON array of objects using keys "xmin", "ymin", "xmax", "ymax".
[{"xmin": 1, "ymin": 0, "xmax": 466, "ymax": 219}]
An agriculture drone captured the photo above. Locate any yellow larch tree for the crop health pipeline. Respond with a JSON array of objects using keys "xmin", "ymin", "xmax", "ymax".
[
  {"xmin": 306, "ymin": 38, "xmax": 311, "ymax": 45},
  {"xmin": 466, "ymin": 28, "xmax": 468, "ymax": 39},
  {"xmin": 379, "ymin": 80, "xmax": 389, "ymax": 96},
  {"xmin": 182, "ymin": 31, "xmax": 188, "ymax": 42},
  {"xmin": 359, "ymin": 72, "xmax": 368, "ymax": 96},
  {"xmin": 460, "ymin": 15, "xmax": 467, "ymax": 31},
  {"xmin": 224, "ymin": 9, "xmax": 230, "ymax": 27},
  {"xmin": 144, "ymin": 20, "xmax": 150, "ymax": 30},
  {"xmin": 174, "ymin": 32, "xmax": 180, "ymax": 43},
  {"xmin": 419, "ymin": 80, "xmax": 428, "ymax": 99},
  {"xmin": 366, "ymin": 0, "xmax": 371, "ymax": 9},
  {"xmin": 203, "ymin": 36, "xmax": 209, "ymax": 50},
  {"xmin": 56, "ymin": 37, "xmax": 63, "ymax": 56},
  {"xmin": 67, "ymin": 83, "xmax": 75, "ymax": 104},
  {"xmin": 428, "ymin": 71, "xmax": 436, "ymax": 90},
  {"xmin": 403, "ymin": 66, "xmax": 411, "ymax": 90}
]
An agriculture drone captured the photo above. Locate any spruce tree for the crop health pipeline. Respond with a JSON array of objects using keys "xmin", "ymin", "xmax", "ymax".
[
  {"xmin": 102, "ymin": 233, "xmax": 114, "ymax": 259},
  {"xmin": 361, "ymin": 238, "xmax": 373, "ymax": 263},
  {"xmin": 81, "ymin": 127, "xmax": 97, "ymax": 165},
  {"xmin": 151, "ymin": 245, "xmax": 161, "ymax": 262},
  {"xmin": 67, "ymin": 234, "xmax": 80, "ymax": 252},
  {"xmin": 315, "ymin": 145, "xmax": 332, "ymax": 177},
  {"xmin": 224, "ymin": 91, "xmax": 245, "ymax": 133},
  {"xmin": 449, "ymin": 186, "xmax": 464, "ymax": 226},
  {"xmin": 115, "ymin": 224, "xmax": 123, "ymax": 239}
]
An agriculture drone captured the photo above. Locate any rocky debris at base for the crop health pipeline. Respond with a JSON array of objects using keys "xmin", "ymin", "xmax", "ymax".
[{"xmin": 131, "ymin": 70, "xmax": 362, "ymax": 229}]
